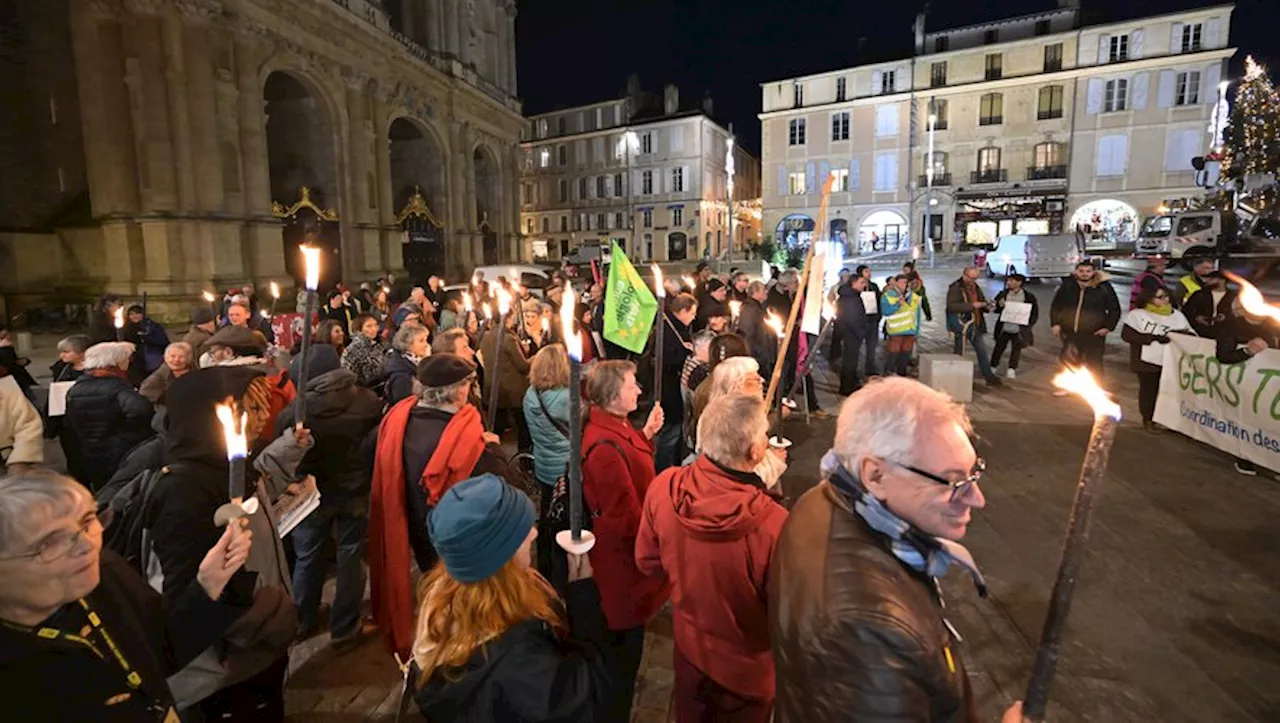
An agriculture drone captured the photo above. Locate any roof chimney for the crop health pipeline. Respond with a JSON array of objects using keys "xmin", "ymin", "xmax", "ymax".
[
  {"xmin": 663, "ymin": 85, "xmax": 679, "ymax": 116},
  {"xmin": 701, "ymin": 92, "xmax": 713, "ymax": 118}
]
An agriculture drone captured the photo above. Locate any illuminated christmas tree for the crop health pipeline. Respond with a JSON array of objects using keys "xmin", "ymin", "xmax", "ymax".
[{"xmin": 1220, "ymin": 56, "xmax": 1280, "ymax": 181}]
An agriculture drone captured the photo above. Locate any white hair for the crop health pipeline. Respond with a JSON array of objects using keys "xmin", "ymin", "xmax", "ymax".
[
  {"xmin": 692, "ymin": 330, "xmax": 715, "ymax": 353},
  {"xmin": 83, "ymin": 341, "xmax": 136, "ymax": 370},
  {"xmin": 699, "ymin": 393, "xmax": 768, "ymax": 466},
  {"xmin": 0, "ymin": 470, "xmax": 91, "ymax": 556},
  {"xmin": 393, "ymin": 324, "xmax": 428, "ymax": 352},
  {"xmin": 708, "ymin": 357, "xmax": 760, "ymax": 399},
  {"xmin": 833, "ymin": 377, "xmax": 972, "ymax": 476},
  {"xmin": 166, "ymin": 341, "xmax": 192, "ymax": 357}
]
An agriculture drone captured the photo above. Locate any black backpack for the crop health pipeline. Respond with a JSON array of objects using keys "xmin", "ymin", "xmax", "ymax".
[{"xmin": 95, "ymin": 465, "xmax": 174, "ymax": 573}]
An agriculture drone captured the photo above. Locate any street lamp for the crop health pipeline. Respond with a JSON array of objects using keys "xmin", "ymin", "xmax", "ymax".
[
  {"xmin": 924, "ymin": 107, "xmax": 938, "ymax": 268},
  {"xmin": 620, "ymin": 130, "xmax": 640, "ymax": 258}
]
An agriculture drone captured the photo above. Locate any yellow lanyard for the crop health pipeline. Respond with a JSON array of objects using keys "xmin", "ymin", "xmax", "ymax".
[{"xmin": 2, "ymin": 599, "xmax": 142, "ymax": 690}]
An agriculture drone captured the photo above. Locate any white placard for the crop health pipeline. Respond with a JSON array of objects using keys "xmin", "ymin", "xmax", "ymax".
[
  {"xmin": 1001, "ymin": 301, "xmax": 1033, "ymax": 326},
  {"xmin": 274, "ymin": 476, "xmax": 321, "ymax": 538},
  {"xmin": 801, "ymin": 252, "xmax": 827, "ymax": 335},
  {"xmin": 47, "ymin": 381, "xmax": 75, "ymax": 417},
  {"xmin": 1140, "ymin": 342, "xmax": 1167, "ymax": 366},
  {"xmin": 861, "ymin": 291, "xmax": 878, "ymax": 314}
]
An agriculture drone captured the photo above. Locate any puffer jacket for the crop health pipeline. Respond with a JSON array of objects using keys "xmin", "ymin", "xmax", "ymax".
[
  {"xmin": 382, "ymin": 350, "xmax": 420, "ymax": 406},
  {"xmin": 341, "ymin": 334, "xmax": 389, "ymax": 389},
  {"xmin": 770, "ymin": 482, "xmax": 978, "ymax": 722},
  {"xmin": 1049, "ymin": 272, "xmax": 1121, "ymax": 335},
  {"xmin": 65, "ymin": 370, "xmax": 154, "ymax": 489},
  {"xmin": 522, "ymin": 386, "xmax": 571, "ymax": 487}
]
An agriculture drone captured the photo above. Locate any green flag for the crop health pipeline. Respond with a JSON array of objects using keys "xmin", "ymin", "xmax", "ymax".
[{"xmin": 603, "ymin": 242, "xmax": 658, "ymax": 354}]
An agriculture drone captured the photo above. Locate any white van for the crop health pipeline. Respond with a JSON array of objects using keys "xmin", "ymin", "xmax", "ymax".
[
  {"xmin": 443, "ymin": 264, "xmax": 556, "ymax": 297},
  {"xmin": 984, "ymin": 234, "xmax": 1082, "ymax": 281}
]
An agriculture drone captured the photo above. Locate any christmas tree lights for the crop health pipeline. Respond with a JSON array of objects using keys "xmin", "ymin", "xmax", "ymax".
[{"xmin": 1221, "ymin": 56, "xmax": 1280, "ymax": 181}]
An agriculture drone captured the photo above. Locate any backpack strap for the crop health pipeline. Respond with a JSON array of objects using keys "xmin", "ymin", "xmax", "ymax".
[{"xmin": 534, "ymin": 390, "xmax": 571, "ymax": 438}]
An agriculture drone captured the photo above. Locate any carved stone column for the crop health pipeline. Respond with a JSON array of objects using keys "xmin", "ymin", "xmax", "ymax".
[
  {"xmin": 177, "ymin": 1, "xmax": 223, "ymax": 212},
  {"xmin": 424, "ymin": 0, "xmax": 442, "ymax": 53},
  {"xmin": 161, "ymin": 12, "xmax": 196, "ymax": 211},
  {"xmin": 442, "ymin": 0, "xmax": 460, "ymax": 60},
  {"xmin": 75, "ymin": 0, "xmax": 140, "ymax": 217},
  {"xmin": 343, "ymin": 69, "xmax": 373, "ymax": 225},
  {"xmin": 233, "ymin": 25, "xmax": 270, "ymax": 217},
  {"xmin": 505, "ymin": 2, "xmax": 517, "ymax": 95},
  {"xmin": 493, "ymin": 15, "xmax": 507, "ymax": 91}
]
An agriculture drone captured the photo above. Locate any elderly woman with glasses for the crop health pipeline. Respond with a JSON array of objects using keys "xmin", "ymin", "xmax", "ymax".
[
  {"xmin": 768, "ymin": 377, "xmax": 1021, "ymax": 723},
  {"xmin": 0, "ymin": 470, "xmax": 253, "ymax": 722},
  {"xmin": 1122, "ymin": 286, "xmax": 1193, "ymax": 433}
]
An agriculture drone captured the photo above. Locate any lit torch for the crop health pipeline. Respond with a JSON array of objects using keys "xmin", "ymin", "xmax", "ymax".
[
  {"xmin": 729, "ymin": 300, "xmax": 742, "ymax": 330},
  {"xmin": 269, "ymin": 281, "xmax": 280, "ymax": 318},
  {"xmin": 203, "ymin": 290, "xmax": 218, "ymax": 323},
  {"xmin": 556, "ymin": 281, "xmax": 595, "ymax": 555},
  {"xmin": 1021, "ymin": 367, "xmax": 1121, "ymax": 722},
  {"xmin": 651, "ymin": 264, "xmax": 666, "ymax": 418},
  {"xmin": 1225, "ymin": 271, "xmax": 1280, "ymax": 323},
  {"xmin": 113, "ymin": 306, "xmax": 124, "ymax": 341},
  {"xmin": 294, "ymin": 245, "xmax": 322, "ymax": 428},
  {"xmin": 212, "ymin": 399, "xmax": 260, "ymax": 528},
  {"xmin": 681, "ymin": 274, "xmax": 696, "ymax": 292}
]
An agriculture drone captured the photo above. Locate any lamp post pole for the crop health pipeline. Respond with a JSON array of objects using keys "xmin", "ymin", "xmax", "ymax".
[{"xmin": 726, "ymin": 128, "xmax": 736, "ymax": 263}]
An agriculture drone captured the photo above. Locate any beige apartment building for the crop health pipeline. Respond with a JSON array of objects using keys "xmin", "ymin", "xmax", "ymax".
[
  {"xmin": 519, "ymin": 82, "xmax": 761, "ymax": 263},
  {"xmin": 760, "ymin": 2, "xmax": 1235, "ymax": 256}
]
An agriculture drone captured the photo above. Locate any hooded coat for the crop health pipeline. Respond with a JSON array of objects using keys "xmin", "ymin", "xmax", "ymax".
[
  {"xmin": 635, "ymin": 455, "xmax": 788, "ymax": 700},
  {"xmin": 382, "ymin": 349, "xmax": 420, "ymax": 406},
  {"xmin": 64, "ymin": 370, "xmax": 154, "ymax": 490},
  {"xmin": 1049, "ymin": 272, "xmax": 1121, "ymax": 336},
  {"xmin": 275, "ymin": 368, "xmax": 383, "ymax": 504}
]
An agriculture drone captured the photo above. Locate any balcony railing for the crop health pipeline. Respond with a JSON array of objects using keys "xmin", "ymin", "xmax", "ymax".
[
  {"xmin": 1027, "ymin": 165, "xmax": 1067, "ymax": 181},
  {"xmin": 919, "ymin": 173, "xmax": 953, "ymax": 187},
  {"xmin": 970, "ymin": 169, "xmax": 1008, "ymax": 184}
]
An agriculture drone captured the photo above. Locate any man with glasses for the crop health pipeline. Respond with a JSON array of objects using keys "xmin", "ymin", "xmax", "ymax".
[{"xmin": 770, "ymin": 377, "xmax": 1026, "ymax": 723}]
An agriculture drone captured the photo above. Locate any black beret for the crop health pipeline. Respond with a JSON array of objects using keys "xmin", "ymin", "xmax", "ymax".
[{"xmin": 416, "ymin": 353, "xmax": 477, "ymax": 388}]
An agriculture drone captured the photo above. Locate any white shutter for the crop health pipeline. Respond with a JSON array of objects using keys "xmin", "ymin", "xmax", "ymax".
[
  {"xmin": 1113, "ymin": 135, "xmax": 1129, "ymax": 175},
  {"xmin": 682, "ymin": 166, "xmax": 690, "ymax": 194},
  {"xmin": 896, "ymin": 65, "xmax": 908, "ymax": 91},
  {"xmin": 875, "ymin": 105, "xmax": 898, "ymax": 137},
  {"xmin": 1098, "ymin": 34, "xmax": 1111, "ymax": 64},
  {"xmin": 671, "ymin": 128, "xmax": 684, "ymax": 153},
  {"xmin": 1164, "ymin": 132, "xmax": 1183, "ymax": 170},
  {"xmin": 872, "ymin": 70, "xmax": 883, "ymax": 94},
  {"xmin": 1206, "ymin": 17, "xmax": 1221, "ymax": 48},
  {"xmin": 819, "ymin": 161, "xmax": 831, "ymax": 189},
  {"xmin": 1132, "ymin": 72, "xmax": 1150, "ymax": 109},
  {"xmin": 805, "ymin": 162, "xmax": 816, "ymax": 195},
  {"xmin": 1183, "ymin": 131, "xmax": 1202, "ymax": 169},
  {"xmin": 1131, "ymin": 29, "xmax": 1144, "ymax": 59},
  {"xmin": 849, "ymin": 158, "xmax": 861, "ymax": 190},
  {"xmin": 656, "ymin": 167, "xmax": 664, "ymax": 194},
  {"xmin": 605, "ymin": 175, "xmax": 614, "ymax": 198},
  {"xmin": 777, "ymin": 165, "xmax": 787, "ymax": 196},
  {"xmin": 1157, "ymin": 70, "xmax": 1176, "ymax": 108},
  {"xmin": 1171, "ymin": 22, "xmax": 1184, "ymax": 53},
  {"xmin": 1205, "ymin": 63, "xmax": 1222, "ymax": 104},
  {"xmin": 1086, "ymin": 79, "xmax": 1104, "ymax": 114},
  {"xmin": 1095, "ymin": 137, "xmax": 1110, "ymax": 176},
  {"xmin": 886, "ymin": 154, "xmax": 899, "ymax": 190}
]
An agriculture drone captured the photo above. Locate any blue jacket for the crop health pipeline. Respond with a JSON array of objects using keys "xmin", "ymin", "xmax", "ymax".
[{"xmin": 522, "ymin": 386, "xmax": 572, "ymax": 487}]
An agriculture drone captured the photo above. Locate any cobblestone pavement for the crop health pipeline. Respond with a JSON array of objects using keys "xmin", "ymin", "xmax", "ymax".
[{"xmin": 16, "ymin": 268, "xmax": 1280, "ymax": 721}]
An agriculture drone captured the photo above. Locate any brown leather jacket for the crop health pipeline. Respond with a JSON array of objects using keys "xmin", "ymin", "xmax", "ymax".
[{"xmin": 769, "ymin": 482, "xmax": 978, "ymax": 722}]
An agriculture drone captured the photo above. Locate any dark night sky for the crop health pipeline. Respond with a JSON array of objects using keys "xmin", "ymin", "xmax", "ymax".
[{"xmin": 516, "ymin": 0, "xmax": 1278, "ymax": 156}]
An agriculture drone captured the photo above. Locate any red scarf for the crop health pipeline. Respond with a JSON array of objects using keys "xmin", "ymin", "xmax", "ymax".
[{"xmin": 368, "ymin": 398, "xmax": 487, "ymax": 657}]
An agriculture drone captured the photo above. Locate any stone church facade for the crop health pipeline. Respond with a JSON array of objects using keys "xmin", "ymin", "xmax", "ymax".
[{"xmin": 0, "ymin": 0, "xmax": 522, "ymax": 318}]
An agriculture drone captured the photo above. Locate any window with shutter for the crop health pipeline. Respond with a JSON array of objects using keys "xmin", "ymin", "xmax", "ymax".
[
  {"xmin": 788, "ymin": 118, "xmax": 807, "ymax": 145},
  {"xmin": 1156, "ymin": 70, "xmax": 1177, "ymax": 108},
  {"xmin": 874, "ymin": 153, "xmax": 898, "ymax": 191},
  {"xmin": 1108, "ymin": 34, "xmax": 1129, "ymax": 62},
  {"xmin": 1086, "ymin": 79, "xmax": 1104, "ymax": 114},
  {"xmin": 928, "ymin": 99, "xmax": 949, "ymax": 130},
  {"xmin": 979, "ymin": 93, "xmax": 1003, "ymax": 125},
  {"xmin": 1103, "ymin": 79, "xmax": 1128, "ymax": 112},
  {"xmin": 806, "ymin": 162, "xmax": 817, "ymax": 195},
  {"xmin": 671, "ymin": 128, "xmax": 684, "ymax": 152},
  {"xmin": 1131, "ymin": 29, "xmax": 1144, "ymax": 59},
  {"xmin": 1175, "ymin": 71, "xmax": 1201, "ymax": 105},
  {"xmin": 1037, "ymin": 86, "xmax": 1064, "ymax": 120},
  {"xmin": 1205, "ymin": 17, "xmax": 1220, "ymax": 48},
  {"xmin": 875, "ymin": 106, "xmax": 898, "ymax": 137},
  {"xmin": 1133, "ymin": 73, "xmax": 1150, "ymax": 109},
  {"xmin": 788, "ymin": 172, "xmax": 805, "ymax": 195},
  {"xmin": 836, "ymin": 77, "xmax": 847, "ymax": 102},
  {"xmin": 832, "ymin": 112, "xmax": 850, "ymax": 141},
  {"xmin": 849, "ymin": 158, "xmax": 861, "ymax": 190}
]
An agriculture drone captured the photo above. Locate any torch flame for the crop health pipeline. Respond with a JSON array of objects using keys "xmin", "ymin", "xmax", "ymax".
[
  {"xmin": 482, "ymin": 302, "xmax": 492, "ymax": 321},
  {"xmin": 560, "ymin": 281, "xmax": 582, "ymax": 361},
  {"xmin": 202, "ymin": 290, "xmax": 216, "ymax": 303},
  {"xmin": 112, "ymin": 307, "xmax": 124, "ymax": 329},
  {"xmin": 766, "ymin": 312, "xmax": 785, "ymax": 338},
  {"xmin": 300, "ymin": 245, "xmax": 321, "ymax": 291},
  {"xmin": 495, "ymin": 286, "xmax": 512, "ymax": 316},
  {"xmin": 729, "ymin": 300, "xmax": 742, "ymax": 321},
  {"xmin": 681, "ymin": 275, "xmax": 696, "ymax": 291},
  {"xmin": 260, "ymin": 310, "xmax": 270, "ymax": 320},
  {"xmin": 651, "ymin": 264, "xmax": 665, "ymax": 299},
  {"xmin": 1225, "ymin": 271, "xmax": 1280, "ymax": 323},
  {"xmin": 823, "ymin": 299, "xmax": 837, "ymax": 320},
  {"xmin": 215, "ymin": 401, "xmax": 249, "ymax": 459},
  {"xmin": 1052, "ymin": 367, "xmax": 1122, "ymax": 421},
  {"xmin": 462, "ymin": 291, "xmax": 473, "ymax": 313},
  {"xmin": 269, "ymin": 281, "xmax": 280, "ymax": 299},
  {"xmin": 540, "ymin": 316, "xmax": 550, "ymax": 334}
]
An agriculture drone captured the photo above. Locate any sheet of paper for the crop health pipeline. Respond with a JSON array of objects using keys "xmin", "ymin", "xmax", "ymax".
[
  {"xmin": 47, "ymin": 380, "xmax": 75, "ymax": 417},
  {"xmin": 1001, "ymin": 301, "xmax": 1033, "ymax": 326},
  {"xmin": 274, "ymin": 476, "xmax": 321, "ymax": 539},
  {"xmin": 1141, "ymin": 342, "xmax": 1167, "ymax": 366},
  {"xmin": 861, "ymin": 291, "xmax": 878, "ymax": 314}
]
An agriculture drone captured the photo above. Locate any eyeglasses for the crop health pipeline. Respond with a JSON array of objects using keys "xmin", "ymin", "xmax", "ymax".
[
  {"xmin": 1154, "ymin": 294, "xmax": 1169, "ymax": 300},
  {"xmin": 0, "ymin": 508, "xmax": 112, "ymax": 564},
  {"xmin": 889, "ymin": 458, "xmax": 986, "ymax": 502}
]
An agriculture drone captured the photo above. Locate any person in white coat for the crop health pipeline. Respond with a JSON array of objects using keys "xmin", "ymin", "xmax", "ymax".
[
  {"xmin": 1121, "ymin": 287, "xmax": 1193, "ymax": 433},
  {"xmin": 0, "ymin": 369, "xmax": 43, "ymax": 472}
]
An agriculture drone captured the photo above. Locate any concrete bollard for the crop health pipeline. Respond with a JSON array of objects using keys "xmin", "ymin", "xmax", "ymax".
[{"xmin": 919, "ymin": 354, "xmax": 974, "ymax": 403}]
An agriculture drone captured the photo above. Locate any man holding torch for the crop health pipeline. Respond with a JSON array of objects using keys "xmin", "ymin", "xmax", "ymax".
[{"xmin": 770, "ymin": 377, "xmax": 1026, "ymax": 723}]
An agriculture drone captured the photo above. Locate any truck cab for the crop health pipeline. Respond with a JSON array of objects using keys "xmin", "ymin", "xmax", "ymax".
[{"xmin": 1136, "ymin": 210, "xmax": 1240, "ymax": 260}]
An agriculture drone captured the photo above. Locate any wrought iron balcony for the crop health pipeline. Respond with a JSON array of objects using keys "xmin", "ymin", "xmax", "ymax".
[
  {"xmin": 970, "ymin": 169, "xmax": 1008, "ymax": 184},
  {"xmin": 1027, "ymin": 165, "xmax": 1068, "ymax": 181},
  {"xmin": 918, "ymin": 173, "xmax": 952, "ymax": 187}
]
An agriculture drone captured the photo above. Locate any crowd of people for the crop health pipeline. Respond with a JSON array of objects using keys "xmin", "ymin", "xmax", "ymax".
[{"xmin": 0, "ymin": 249, "xmax": 1274, "ymax": 722}]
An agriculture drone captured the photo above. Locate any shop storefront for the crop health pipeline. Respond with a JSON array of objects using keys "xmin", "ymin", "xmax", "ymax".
[
  {"xmin": 776, "ymin": 214, "xmax": 815, "ymax": 250},
  {"xmin": 1070, "ymin": 199, "xmax": 1139, "ymax": 250},
  {"xmin": 954, "ymin": 192, "xmax": 1066, "ymax": 249}
]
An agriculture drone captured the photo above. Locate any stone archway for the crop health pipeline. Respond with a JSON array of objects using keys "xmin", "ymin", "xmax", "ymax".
[
  {"xmin": 474, "ymin": 145, "xmax": 501, "ymax": 264},
  {"xmin": 389, "ymin": 117, "xmax": 448, "ymax": 281},
  {"xmin": 857, "ymin": 209, "xmax": 909, "ymax": 253},
  {"xmin": 264, "ymin": 70, "xmax": 340, "ymax": 287}
]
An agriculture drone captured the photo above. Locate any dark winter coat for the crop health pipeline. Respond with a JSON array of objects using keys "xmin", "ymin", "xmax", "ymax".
[
  {"xmin": 993, "ymin": 288, "xmax": 1041, "ymax": 341},
  {"xmin": 413, "ymin": 581, "xmax": 613, "ymax": 723},
  {"xmin": 275, "ymin": 368, "xmax": 383, "ymax": 505},
  {"xmin": 945, "ymin": 278, "xmax": 990, "ymax": 335},
  {"xmin": 479, "ymin": 326, "xmax": 531, "ymax": 409},
  {"xmin": 65, "ymin": 371, "xmax": 155, "ymax": 490},
  {"xmin": 771, "ymin": 483, "xmax": 978, "ymax": 722},
  {"xmin": 1183, "ymin": 288, "xmax": 1236, "ymax": 338},
  {"xmin": 382, "ymin": 349, "xmax": 420, "ymax": 407},
  {"xmin": 835, "ymin": 283, "xmax": 874, "ymax": 339},
  {"xmin": 123, "ymin": 318, "xmax": 170, "ymax": 375},
  {"xmin": 659, "ymin": 313, "xmax": 693, "ymax": 425},
  {"xmin": 738, "ymin": 298, "xmax": 775, "ymax": 371},
  {"xmin": 0, "ymin": 550, "xmax": 248, "ymax": 723},
  {"xmin": 1214, "ymin": 313, "xmax": 1280, "ymax": 365},
  {"xmin": 1048, "ymin": 273, "xmax": 1121, "ymax": 335}
]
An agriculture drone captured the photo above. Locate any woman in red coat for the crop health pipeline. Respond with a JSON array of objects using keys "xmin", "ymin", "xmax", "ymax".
[{"xmin": 581, "ymin": 359, "xmax": 669, "ymax": 722}]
